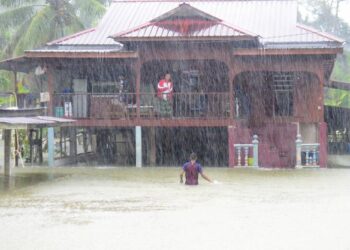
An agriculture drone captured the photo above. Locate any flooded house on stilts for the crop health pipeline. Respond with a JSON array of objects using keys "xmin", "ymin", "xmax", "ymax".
[{"xmin": 0, "ymin": 0, "xmax": 344, "ymax": 168}]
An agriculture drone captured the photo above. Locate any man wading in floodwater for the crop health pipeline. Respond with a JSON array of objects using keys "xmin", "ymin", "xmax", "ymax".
[{"xmin": 180, "ymin": 153, "xmax": 212, "ymax": 185}]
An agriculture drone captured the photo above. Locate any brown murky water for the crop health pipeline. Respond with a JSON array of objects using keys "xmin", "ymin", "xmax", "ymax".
[{"xmin": 0, "ymin": 167, "xmax": 350, "ymax": 250}]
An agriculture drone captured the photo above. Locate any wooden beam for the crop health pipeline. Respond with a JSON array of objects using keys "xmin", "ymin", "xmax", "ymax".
[
  {"xmin": 233, "ymin": 48, "xmax": 343, "ymax": 56},
  {"xmin": 13, "ymin": 71, "xmax": 18, "ymax": 101},
  {"xmin": 25, "ymin": 51, "xmax": 139, "ymax": 59},
  {"xmin": 134, "ymin": 60, "xmax": 141, "ymax": 118},
  {"xmin": 47, "ymin": 67, "xmax": 54, "ymax": 116},
  {"xmin": 115, "ymin": 36, "xmax": 254, "ymax": 42},
  {"xmin": 139, "ymin": 44, "xmax": 232, "ymax": 63},
  {"xmin": 72, "ymin": 119, "xmax": 235, "ymax": 127},
  {"xmin": 228, "ymin": 68, "xmax": 235, "ymax": 120},
  {"xmin": 325, "ymin": 80, "xmax": 350, "ymax": 91}
]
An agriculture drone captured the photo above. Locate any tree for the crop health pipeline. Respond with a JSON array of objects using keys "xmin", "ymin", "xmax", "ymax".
[
  {"xmin": 0, "ymin": 0, "xmax": 109, "ymax": 58},
  {"xmin": 299, "ymin": 0, "xmax": 350, "ymax": 41},
  {"xmin": 299, "ymin": 0, "xmax": 350, "ymax": 108}
]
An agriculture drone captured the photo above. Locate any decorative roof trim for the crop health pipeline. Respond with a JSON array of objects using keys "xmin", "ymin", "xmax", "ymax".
[
  {"xmin": 233, "ymin": 47, "xmax": 343, "ymax": 56},
  {"xmin": 111, "ymin": 2, "xmax": 257, "ymax": 40},
  {"xmin": 47, "ymin": 28, "xmax": 96, "ymax": 46},
  {"xmin": 151, "ymin": 3, "xmax": 221, "ymax": 22},
  {"xmin": 296, "ymin": 24, "xmax": 345, "ymax": 43}
]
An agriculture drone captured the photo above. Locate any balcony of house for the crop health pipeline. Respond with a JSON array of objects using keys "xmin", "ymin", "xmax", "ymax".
[
  {"xmin": 50, "ymin": 59, "xmax": 233, "ymax": 126},
  {"xmin": 52, "ymin": 91, "xmax": 231, "ymax": 126}
]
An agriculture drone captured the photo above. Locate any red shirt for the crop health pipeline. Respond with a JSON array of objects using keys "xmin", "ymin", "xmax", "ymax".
[
  {"xmin": 182, "ymin": 162, "xmax": 203, "ymax": 185},
  {"xmin": 157, "ymin": 79, "xmax": 173, "ymax": 100}
]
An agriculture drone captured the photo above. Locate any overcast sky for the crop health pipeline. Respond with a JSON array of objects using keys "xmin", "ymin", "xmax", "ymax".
[{"xmin": 339, "ymin": 1, "xmax": 350, "ymax": 25}]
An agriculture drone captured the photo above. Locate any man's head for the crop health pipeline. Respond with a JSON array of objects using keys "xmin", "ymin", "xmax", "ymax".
[
  {"xmin": 165, "ymin": 73, "xmax": 171, "ymax": 81},
  {"xmin": 190, "ymin": 153, "xmax": 197, "ymax": 163}
]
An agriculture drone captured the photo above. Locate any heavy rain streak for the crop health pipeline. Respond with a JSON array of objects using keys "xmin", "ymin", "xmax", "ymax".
[{"xmin": 1, "ymin": 0, "xmax": 350, "ymax": 250}]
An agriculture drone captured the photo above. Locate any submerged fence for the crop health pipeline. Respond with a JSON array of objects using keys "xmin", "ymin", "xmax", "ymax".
[
  {"xmin": 295, "ymin": 134, "xmax": 320, "ymax": 168},
  {"xmin": 234, "ymin": 135, "xmax": 259, "ymax": 167}
]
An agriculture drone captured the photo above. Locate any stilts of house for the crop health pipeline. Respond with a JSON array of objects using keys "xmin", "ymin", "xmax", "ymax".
[{"xmin": 0, "ymin": 0, "xmax": 344, "ymax": 168}]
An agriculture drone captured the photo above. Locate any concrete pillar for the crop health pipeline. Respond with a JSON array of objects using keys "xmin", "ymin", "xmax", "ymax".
[
  {"xmin": 295, "ymin": 134, "xmax": 303, "ymax": 169},
  {"xmin": 228, "ymin": 125, "xmax": 235, "ymax": 167},
  {"xmin": 319, "ymin": 122, "xmax": 328, "ymax": 168},
  {"xmin": 48, "ymin": 127, "xmax": 55, "ymax": 167},
  {"xmin": 252, "ymin": 135, "xmax": 259, "ymax": 167},
  {"xmin": 135, "ymin": 126, "xmax": 142, "ymax": 168},
  {"xmin": 4, "ymin": 129, "xmax": 11, "ymax": 177}
]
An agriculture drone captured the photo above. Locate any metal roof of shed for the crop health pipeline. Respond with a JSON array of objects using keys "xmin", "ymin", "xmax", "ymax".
[{"xmin": 0, "ymin": 116, "xmax": 75, "ymax": 129}]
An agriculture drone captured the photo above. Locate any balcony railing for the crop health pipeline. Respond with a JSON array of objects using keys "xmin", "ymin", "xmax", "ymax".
[
  {"xmin": 295, "ymin": 134, "xmax": 320, "ymax": 168},
  {"xmin": 53, "ymin": 92, "xmax": 230, "ymax": 119},
  {"xmin": 234, "ymin": 135, "xmax": 259, "ymax": 167}
]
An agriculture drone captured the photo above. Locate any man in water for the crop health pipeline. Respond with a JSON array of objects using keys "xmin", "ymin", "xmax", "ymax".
[{"xmin": 180, "ymin": 153, "xmax": 212, "ymax": 185}]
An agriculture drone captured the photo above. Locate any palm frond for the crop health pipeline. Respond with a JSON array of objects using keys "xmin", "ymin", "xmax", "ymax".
[
  {"xmin": 73, "ymin": 0, "xmax": 106, "ymax": 27},
  {"xmin": 0, "ymin": 0, "xmax": 39, "ymax": 8},
  {"xmin": 1, "ymin": 20, "xmax": 31, "ymax": 58},
  {"xmin": 64, "ymin": 14, "xmax": 85, "ymax": 35},
  {"xmin": 0, "ymin": 5, "xmax": 38, "ymax": 31},
  {"xmin": 14, "ymin": 5, "xmax": 55, "ymax": 55}
]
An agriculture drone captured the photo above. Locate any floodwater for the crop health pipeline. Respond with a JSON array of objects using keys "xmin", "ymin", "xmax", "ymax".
[{"xmin": 0, "ymin": 167, "xmax": 350, "ymax": 250}]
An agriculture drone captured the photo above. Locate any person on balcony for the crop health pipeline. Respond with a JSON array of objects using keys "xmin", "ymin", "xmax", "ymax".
[
  {"xmin": 157, "ymin": 73, "xmax": 173, "ymax": 116},
  {"xmin": 180, "ymin": 153, "xmax": 212, "ymax": 185}
]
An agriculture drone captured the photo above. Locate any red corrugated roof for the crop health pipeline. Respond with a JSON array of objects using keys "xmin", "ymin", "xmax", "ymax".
[
  {"xmin": 113, "ymin": 21, "xmax": 255, "ymax": 40},
  {"xmin": 111, "ymin": 2, "xmax": 256, "ymax": 40},
  {"xmin": 33, "ymin": 1, "xmax": 344, "ymax": 48}
]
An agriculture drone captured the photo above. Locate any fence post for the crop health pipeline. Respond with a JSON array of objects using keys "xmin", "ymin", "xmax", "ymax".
[
  {"xmin": 295, "ymin": 134, "xmax": 303, "ymax": 169},
  {"xmin": 252, "ymin": 135, "xmax": 259, "ymax": 168}
]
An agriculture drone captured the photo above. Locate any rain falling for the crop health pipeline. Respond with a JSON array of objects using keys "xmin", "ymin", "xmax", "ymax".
[{"xmin": 0, "ymin": 0, "xmax": 350, "ymax": 249}]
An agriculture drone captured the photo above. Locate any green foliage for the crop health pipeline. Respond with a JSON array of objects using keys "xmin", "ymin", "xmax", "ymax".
[
  {"xmin": 0, "ymin": 71, "xmax": 11, "ymax": 91},
  {"xmin": 0, "ymin": 0, "xmax": 106, "ymax": 58},
  {"xmin": 300, "ymin": 0, "xmax": 350, "ymax": 41},
  {"xmin": 324, "ymin": 87, "xmax": 350, "ymax": 108},
  {"xmin": 299, "ymin": 1, "xmax": 350, "ymax": 108},
  {"xmin": 332, "ymin": 51, "xmax": 350, "ymax": 82}
]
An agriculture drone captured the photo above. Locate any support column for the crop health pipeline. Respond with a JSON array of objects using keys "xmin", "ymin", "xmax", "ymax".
[
  {"xmin": 48, "ymin": 127, "xmax": 55, "ymax": 167},
  {"xmin": 4, "ymin": 129, "xmax": 12, "ymax": 177},
  {"xmin": 13, "ymin": 71, "xmax": 18, "ymax": 106},
  {"xmin": 228, "ymin": 125, "xmax": 235, "ymax": 167},
  {"xmin": 133, "ymin": 60, "xmax": 141, "ymax": 118},
  {"xmin": 69, "ymin": 128, "xmax": 77, "ymax": 164},
  {"xmin": 319, "ymin": 122, "xmax": 328, "ymax": 168},
  {"xmin": 228, "ymin": 69, "xmax": 235, "ymax": 120},
  {"xmin": 47, "ymin": 67, "xmax": 54, "ymax": 116},
  {"xmin": 135, "ymin": 126, "xmax": 142, "ymax": 168},
  {"xmin": 149, "ymin": 127, "xmax": 156, "ymax": 166},
  {"xmin": 14, "ymin": 130, "xmax": 18, "ymax": 167}
]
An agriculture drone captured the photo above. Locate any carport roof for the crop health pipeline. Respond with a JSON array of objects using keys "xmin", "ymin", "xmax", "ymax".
[{"xmin": 0, "ymin": 116, "xmax": 75, "ymax": 129}]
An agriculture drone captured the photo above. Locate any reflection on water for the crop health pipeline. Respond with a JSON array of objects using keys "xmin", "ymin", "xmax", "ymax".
[
  {"xmin": 1, "ymin": 167, "xmax": 350, "ymax": 250},
  {"xmin": 0, "ymin": 171, "xmax": 63, "ymax": 193}
]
